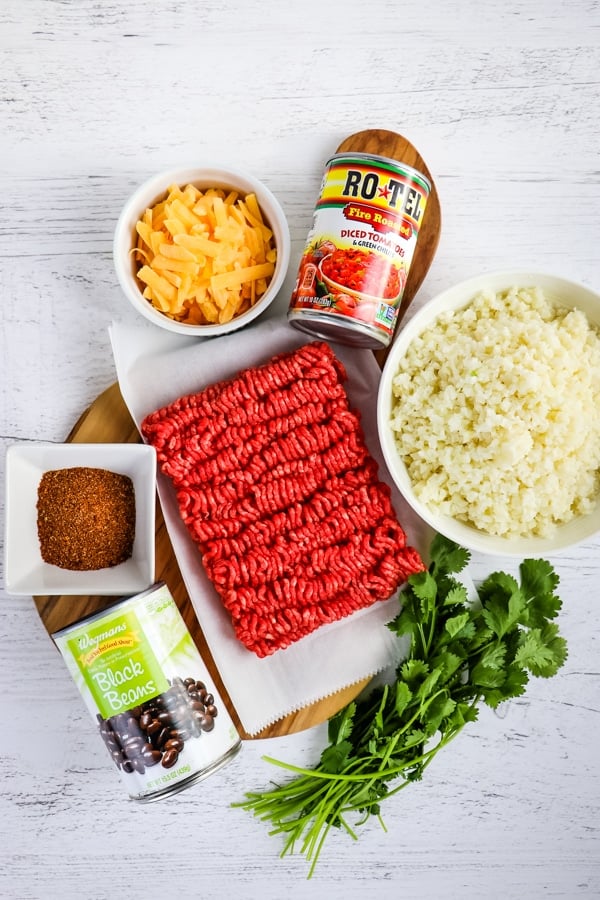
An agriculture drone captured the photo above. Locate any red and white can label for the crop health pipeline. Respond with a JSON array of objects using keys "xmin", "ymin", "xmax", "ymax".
[{"xmin": 288, "ymin": 153, "xmax": 430, "ymax": 347}]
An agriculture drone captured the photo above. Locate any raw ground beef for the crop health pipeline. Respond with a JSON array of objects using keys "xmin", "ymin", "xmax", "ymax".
[{"xmin": 142, "ymin": 341, "xmax": 423, "ymax": 657}]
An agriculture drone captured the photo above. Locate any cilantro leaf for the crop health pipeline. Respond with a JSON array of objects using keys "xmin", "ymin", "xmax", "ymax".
[
  {"xmin": 443, "ymin": 584, "xmax": 470, "ymax": 607},
  {"xmin": 467, "ymin": 616, "xmax": 494, "ymax": 651},
  {"xmin": 470, "ymin": 662, "xmax": 508, "ymax": 689},
  {"xmin": 478, "ymin": 643, "xmax": 507, "ymax": 670},
  {"xmin": 525, "ymin": 591, "xmax": 563, "ymax": 629},
  {"xmin": 417, "ymin": 668, "xmax": 443, "ymax": 700},
  {"xmin": 479, "ymin": 570, "xmax": 519, "ymax": 605},
  {"xmin": 481, "ymin": 664, "xmax": 529, "ymax": 708},
  {"xmin": 445, "ymin": 611, "xmax": 471, "ymax": 638},
  {"xmin": 400, "ymin": 659, "xmax": 430, "ymax": 685},
  {"xmin": 423, "ymin": 694, "xmax": 457, "ymax": 734},
  {"xmin": 447, "ymin": 619, "xmax": 477, "ymax": 644},
  {"xmin": 394, "ymin": 682, "xmax": 412, "ymax": 718},
  {"xmin": 429, "ymin": 649, "xmax": 465, "ymax": 681},
  {"xmin": 520, "ymin": 558, "xmax": 560, "ymax": 607},
  {"xmin": 320, "ymin": 740, "xmax": 353, "ymax": 773},
  {"xmin": 429, "ymin": 534, "xmax": 471, "ymax": 574},
  {"xmin": 515, "ymin": 623, "xmax": 568, "ymax": 677},
  {"xmin": 388, "ymin": 605, "xmax": 418, "ymax": 638},
  {"xmin": 481, "ymin": 584, "xmax": 527, "ymax": 638},
  {"xmin": 403, "ymin": 728, "xmax": 426, "ymax": 749},
  {"xmin": 519, "ymin": 559, "xmax": 562, "ymax": 627},
  {"xmin": 328, "ymin": 702, "xmax": 356, "ymax": 745},
  {"xmin": 409, "ymin": 570, "xmax": 438, "ymax": 620},
  {"xmin": 446, "ymin": 701, "xmax": 479, "ymax": 730}
]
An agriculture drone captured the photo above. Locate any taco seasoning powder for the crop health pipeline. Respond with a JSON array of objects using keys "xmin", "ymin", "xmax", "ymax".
[
  {"xmin": 53, "ymin": 583, "xmax": 241, "ymax": 802},
  {"xmin": 37, "ymin": 466, "xmax": 135, "ymax": 570},
  {"xmin": 288, "ymin": 152, "xmax": 430, "ymax": 349}
]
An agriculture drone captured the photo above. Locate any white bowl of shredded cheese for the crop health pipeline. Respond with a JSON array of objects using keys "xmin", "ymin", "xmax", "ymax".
[
  {"xmin": 377, "ymin": 272, "xmax": 600, "ymax": 556},
  {"xmin": 114, "ymin": 166, "xmax": 291, "ymax": 336}
]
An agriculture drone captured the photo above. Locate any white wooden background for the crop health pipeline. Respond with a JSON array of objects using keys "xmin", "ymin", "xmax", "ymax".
[{"xmin": 1, "ymin": 1, "xmax": 599, "ymax": 897}]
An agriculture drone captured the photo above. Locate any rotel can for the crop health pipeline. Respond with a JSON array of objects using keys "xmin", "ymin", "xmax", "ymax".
[
  {"xmin": 288, "ymin": 152, "xmax": 430, "ymax": 349},
  {"xmin": 52, "ymin": 583, "xmax": 241, "ymax": 802}
]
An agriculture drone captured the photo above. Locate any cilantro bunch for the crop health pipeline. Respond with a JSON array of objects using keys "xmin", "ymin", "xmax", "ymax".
[{"xmin": 235, "ymin": 535, "xmax": 567, "ymax": 877}]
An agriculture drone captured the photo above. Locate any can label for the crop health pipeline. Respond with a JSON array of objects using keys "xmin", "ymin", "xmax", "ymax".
[
  {"xmin": 288, "ymin": 153, "xmax": 430, "ymax": 347},
  {"xmin": 53, "ymin": 584, "xmax": 241, "ymax": 801}
]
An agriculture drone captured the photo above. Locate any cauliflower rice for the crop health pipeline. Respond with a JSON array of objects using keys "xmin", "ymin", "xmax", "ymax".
[{"xmin": 390, "ymin": 286, "xmax": 600, "ymax": 538}]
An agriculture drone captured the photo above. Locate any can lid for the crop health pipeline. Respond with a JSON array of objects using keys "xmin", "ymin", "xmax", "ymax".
[{"xmin": 51, "ymin": 581, "xmax": 166, "ymax": 639}]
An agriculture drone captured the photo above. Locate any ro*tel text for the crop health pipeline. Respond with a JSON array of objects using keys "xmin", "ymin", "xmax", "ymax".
[{"xmin": 342, "ymin": 169, "xmax": 423, "ymax": 221}]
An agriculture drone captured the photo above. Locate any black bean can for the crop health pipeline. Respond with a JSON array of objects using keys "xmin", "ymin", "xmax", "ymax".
[{"xmin": 52, "ymin": 583, "xmax": 241, "ymax": 801}]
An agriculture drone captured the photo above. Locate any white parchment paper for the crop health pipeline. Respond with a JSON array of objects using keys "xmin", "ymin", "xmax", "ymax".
[{"xmin": 109, "ymin": 316, "xmax": 433, "ymax": 734}]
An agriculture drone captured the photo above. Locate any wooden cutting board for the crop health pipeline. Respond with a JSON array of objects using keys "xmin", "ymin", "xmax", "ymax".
[{"xmin": 33, "ymin": 129, "xmax": 440, "ymax": 741}]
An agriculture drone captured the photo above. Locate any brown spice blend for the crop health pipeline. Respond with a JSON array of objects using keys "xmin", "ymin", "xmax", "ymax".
[{"xmin": 37, "ymin": 466, "xmax": 136, "ymax": 571}]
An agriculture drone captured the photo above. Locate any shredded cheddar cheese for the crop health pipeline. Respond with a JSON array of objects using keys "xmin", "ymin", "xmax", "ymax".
[{"xmin": 133, "ymin": 183, "xmax": 277, "ymax": 325}]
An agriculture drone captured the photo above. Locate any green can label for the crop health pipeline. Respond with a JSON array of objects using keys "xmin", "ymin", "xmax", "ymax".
[
  {"xmin": 66, "ymin": 609, "xmax": 168, "ymax": 719},
  {"xmin": 53, "ymin": 584, "xmax": 241, "ymax": 801}
]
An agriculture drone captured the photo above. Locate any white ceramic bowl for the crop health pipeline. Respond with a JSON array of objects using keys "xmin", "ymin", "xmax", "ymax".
[
  {"xmin": 113, "ymin": 166, "xmax": 291, "ymax": 336},
  {"xmin": 377, "ymin": 271, "xmax": 600, "ymax": 556},
  {"xmin": 4, "ymin": 442, "xmax": 156, "ymax": 595}
]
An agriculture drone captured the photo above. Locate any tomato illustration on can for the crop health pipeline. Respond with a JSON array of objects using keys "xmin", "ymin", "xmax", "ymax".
[{"xmin": 288, "ymin": 153, "xmax": 430, "ymax": 349}]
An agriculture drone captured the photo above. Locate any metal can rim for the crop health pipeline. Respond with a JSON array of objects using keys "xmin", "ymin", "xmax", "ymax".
[
  {"xmin": 325, "ymin": 152, "xmax": 431, "ymax": 194},
  {"xmin": 130, "ymin": 739, "xmax": 242, "ymax": 803},
  {"xmin": 288, "ymin": 309, "xmax": 389, "ymax": 349},
  {"xmin": 51, "ymin": 582, "xmax": 167, "ymax": 640}
]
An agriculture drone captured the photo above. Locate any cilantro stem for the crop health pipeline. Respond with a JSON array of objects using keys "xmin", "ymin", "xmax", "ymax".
[
  {"xmin": 417, "ymin": 622, "xmax": 428, "ymax": 657},
  {"xmin": 425, "ymin": 606, "xmax": 438, "ymax": 656},
  {"xmin": 259, "ymin": 725, "xmax": 450, "ymax": 784},
  {"xmin": 234, "ymin": 537, "xmax": 567, "ymax": 877}
]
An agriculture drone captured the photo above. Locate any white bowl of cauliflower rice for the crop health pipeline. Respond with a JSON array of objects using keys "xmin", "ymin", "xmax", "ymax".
[{"xmin": 377, "ymin": 272, "xmax": 600, "ymax": 556}]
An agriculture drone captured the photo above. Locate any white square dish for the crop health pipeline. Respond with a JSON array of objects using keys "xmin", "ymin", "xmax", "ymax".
[{"xmin": 4, "ymin": 442, "xmax": 156, "ymax": 596}]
